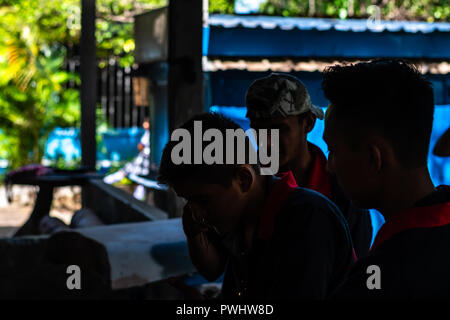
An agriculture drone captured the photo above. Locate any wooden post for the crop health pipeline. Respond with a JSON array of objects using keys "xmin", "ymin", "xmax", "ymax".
[
  {"xmin": 168, "ymin": 0, "xmax": 204, "ymax": 131},
  {"xmin": 80, "ymin": 0, "xmax": 97, "ymax": 170}
]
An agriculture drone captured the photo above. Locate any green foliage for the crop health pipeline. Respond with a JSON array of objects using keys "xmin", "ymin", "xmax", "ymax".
[
  {"xmin": 213, "ymin": 0, "xmax": 450, "ymax": 22},
  {"xmin": 0, "ymin": 1, "xmax": 81, "ymax": 168},
  {"xmin": 96, "ymin": 0, "xmax": 167, "ymax": 67},
  {"xmin": 209, "ymin": 0, "xmax": 235, "ymax": 14},
  {"xmin": 0, "ymin": 0, "xmax": 166, "ymax": 169}
]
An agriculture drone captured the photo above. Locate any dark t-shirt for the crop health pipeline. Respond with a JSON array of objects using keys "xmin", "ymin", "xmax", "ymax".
[
  {"xmin": 331, "ymin": 185, "xmax": 450, "ymax": 299},
  {"xmin": 219, "ymin": 172, "xmax": 354, "ymax": 300}
]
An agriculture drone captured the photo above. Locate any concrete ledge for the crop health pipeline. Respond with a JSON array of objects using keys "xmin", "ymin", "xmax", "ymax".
[
  {"xmin": 77, "ymin": 218, "xmax": 195, "ymax": 290},
  {"xmin": 83, "ymin": 180, "xmax": 168, "ymax": 224}
]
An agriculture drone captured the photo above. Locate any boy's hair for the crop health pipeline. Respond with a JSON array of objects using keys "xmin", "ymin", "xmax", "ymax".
[
  {"xmin": 158, "ymin": 113, "xmax": 260, "ymax": 188},
  {"xmin": 322, "ymin": 59, "xmax": 434, "ymax": 168}
]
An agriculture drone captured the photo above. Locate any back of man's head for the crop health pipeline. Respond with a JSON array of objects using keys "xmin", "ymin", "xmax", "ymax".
[{"xmin": 322, "ymin": 59, "xmax": 434, "ymax": 168}]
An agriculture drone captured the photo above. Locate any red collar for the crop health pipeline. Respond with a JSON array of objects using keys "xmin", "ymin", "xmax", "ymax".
[
  {"xmin": 257, "ymin": 171, "xmax": 298, "ymax": 240},
  {"xmin": 371, "ymin": 202, "xmax": 450, "ymax": 250},
  {"xmin": 304, "ymin": 143, "xmax": 333, "ymax": 200}
]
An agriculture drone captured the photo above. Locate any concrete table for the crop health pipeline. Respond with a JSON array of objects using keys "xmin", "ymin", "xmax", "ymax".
[{"xmin": 77, "ymin": 218, "xmax": 196, "ymax": 290}]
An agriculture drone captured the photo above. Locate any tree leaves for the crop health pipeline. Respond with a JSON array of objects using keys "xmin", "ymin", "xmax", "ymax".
[
  {"xmin": 0, "ymin": 0, "xmax": 166, "ymax": 169},
  {"xmin": 235, "ymin": 0, "xmax": 450, "ymax": 22}
]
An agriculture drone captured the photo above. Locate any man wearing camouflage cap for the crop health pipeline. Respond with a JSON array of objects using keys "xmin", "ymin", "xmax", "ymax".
[{"xmin": 246, "ymin": 73, "xmax": 372, "ymax": 258}]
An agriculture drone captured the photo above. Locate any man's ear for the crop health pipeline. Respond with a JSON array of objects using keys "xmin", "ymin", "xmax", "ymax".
[
  {"xmin": 303, "ymin": 112, "xmax": 316, "ymax": 134},
  {"xmin": 368, "ymin": 136, "xmax": 396, "ymax": 173},
  {"xmin": 234, "ymin": 165, "xmax": 255, "ymax": 194},
  {"xmin": 368, "ymin": 144, "xmax": 382, "ymax": 173}
]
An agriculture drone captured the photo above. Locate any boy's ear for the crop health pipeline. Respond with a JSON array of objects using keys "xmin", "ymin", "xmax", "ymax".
[
  {"xmin": 303, "ymin": 112, "xmax": 316, "ymax": 134},
  {"xmin": 368, "ymin": 144, "xmax": 382, "ymax": 173},
  {"xmin": 368, "ymin": 135, "xmax": 394, "ymax": 173},
  {"xmin": 234, "ymin": 165, "xmax": 254, "ymax": 193}
]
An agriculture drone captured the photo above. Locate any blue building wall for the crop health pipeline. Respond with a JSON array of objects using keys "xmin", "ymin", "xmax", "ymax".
[{"xmin": 206, "ymin": 70, "xmax": 450, "ymax": 109}]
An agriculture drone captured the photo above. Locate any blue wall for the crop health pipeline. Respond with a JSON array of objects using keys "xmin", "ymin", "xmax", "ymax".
[{"xmin": 207, "ymin": 70, "xmax": 450, "ymax": 110}]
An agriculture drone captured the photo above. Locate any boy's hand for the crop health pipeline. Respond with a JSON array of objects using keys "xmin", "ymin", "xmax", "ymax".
[{"xmin": 182, "ymin": 204, "xmax": 210, "ymax": 238}]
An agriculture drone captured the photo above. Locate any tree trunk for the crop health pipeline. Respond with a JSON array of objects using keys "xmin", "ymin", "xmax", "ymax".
[
  {"xmin": 348, "ymin": 0, "xmax": 354, "ymax": 17},
  {"xmin": 309, "ymin": 0, "xmax": 315, "ymax": 17}
]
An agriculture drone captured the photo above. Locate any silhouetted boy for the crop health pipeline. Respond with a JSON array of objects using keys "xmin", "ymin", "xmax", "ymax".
[
  {"xmin": 322, "ymin": 60, "xmax": 450, "ymax": 299},
  {"xmin": 246, "ymin": 73, "xmax": 372, "ymax": 258},
  {"xmin": 158, "ymin": 113, "xmax": 353, "ymax": 299}
]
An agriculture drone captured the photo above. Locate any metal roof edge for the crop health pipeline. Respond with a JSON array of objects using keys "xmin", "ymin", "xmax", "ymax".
[{"xmin": 208, "ymin": 14, "xmax": 450, "ymax": 34}]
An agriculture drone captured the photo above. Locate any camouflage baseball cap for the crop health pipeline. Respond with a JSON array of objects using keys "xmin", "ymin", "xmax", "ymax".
[{"xmin": 245, "ymin": 73, "xmax": 324, "ymax": 120}]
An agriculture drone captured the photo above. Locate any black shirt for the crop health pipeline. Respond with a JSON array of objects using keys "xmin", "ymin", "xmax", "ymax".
[
  {"xmin": 331, "ymin": 185, "xmax": 450, "ymax": 299},
  {"xmin": 219, "ymin": 171, "xmax": 354, "ymax": 300}
]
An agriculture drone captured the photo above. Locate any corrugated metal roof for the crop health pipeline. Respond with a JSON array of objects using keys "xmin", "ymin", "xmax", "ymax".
[
  {"xmin": 208, "ymin": 14, "xmax": 450, "ymax": 33},
  {"xmin": 204, "ymin": 58, "xmax": 450, "ymax": 74}
]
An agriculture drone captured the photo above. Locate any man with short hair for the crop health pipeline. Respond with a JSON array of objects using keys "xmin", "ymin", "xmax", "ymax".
[
  {"xmin": 322, "ymin": 59, "xmax": 450, "ymax": 298},
  {"xmin": 158, "ymin": 112, "xmax": 354, "ymax": 299},
  {"xmin": 246, "ymin": 73, "xmax": 373, "ymax": 258}
]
